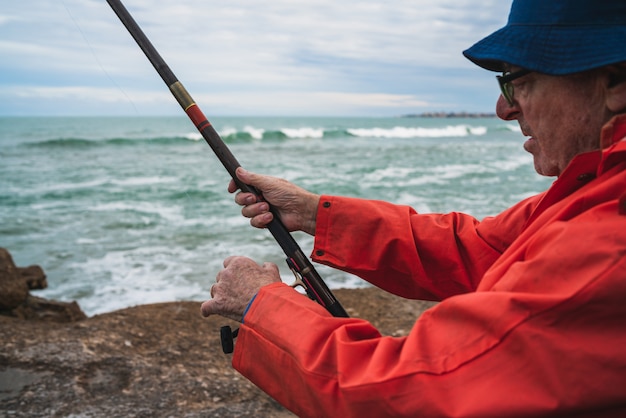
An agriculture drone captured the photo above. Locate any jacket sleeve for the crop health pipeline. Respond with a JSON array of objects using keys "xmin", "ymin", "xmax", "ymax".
[
  {"xmin": 231, "ymin": 133, "xmax": 626, "ymax": 417},
  {"xmin": 311, "ymin": 195, "xmax": 540, "ymax": 300},
  {"xmin": 234, "ymin": 231, "xmax": 626, "ymax": 418}
]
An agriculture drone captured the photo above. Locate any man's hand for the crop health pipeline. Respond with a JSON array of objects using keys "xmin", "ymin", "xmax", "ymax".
[
  {"xmin": 229, "ymin": 168, "xmax": 321, "ymax": 235},
  {"xmin": 201, "ymin": 256, "xmax": 281, "ymax": 323}
]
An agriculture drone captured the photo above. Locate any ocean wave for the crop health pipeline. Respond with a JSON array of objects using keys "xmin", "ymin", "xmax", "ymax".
[
  {"xmin": 217, "ymin": 125, "xmax": 489, "ymax": 140},
  {"xmin": 505, "ymin": 124, "xmax": 522, "ymax": 132},
  {"xmin": 26, "ymin": 136, "xmax": 190, "ymax": 148},
  {"xmin": 347, "ymin": 125, "xmax": 487, "ymax": 138},
  {"xmin": 25, "ymin": 123, "xmax": 494, "ymax": 148},
  {"xmin": 90, "ymin": 201, "xmax": 184, "ymax": 223},
  {"xmin": 27, "ymin": 137, "xmax": 100, "ymax": 148},
  {"xmin": 64, "ymin": 245, "xmax": 205, "ymax": 315}
]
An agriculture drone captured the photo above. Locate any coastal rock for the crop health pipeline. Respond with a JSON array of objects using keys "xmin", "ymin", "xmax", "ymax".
[
  {"xmin": 0, "ymin": 249, "xmax": 436, "ymax": 417},
  {"xmin": 16, "ymin": 265, "xmax": 47, "ymax": 290},
  {"xmin": 0, "ymin": 248, "xmax": 29, "ymax": 310},
  {"xmin": 0, "ymin": 248, "xmax": 86, "ymax": 322},
  {"xmin": 10, "ymin": 295, "xmax": 87, "ymax": 323}
]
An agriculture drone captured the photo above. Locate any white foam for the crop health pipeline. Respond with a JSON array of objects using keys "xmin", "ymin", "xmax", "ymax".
[
  {"xmin": 76, "ymin": 238, "xmax": 97, "ymax": 244},
  {"xmin": 363, "ymin": 166, "xmax": 416, "ymax": 182},
  {"xmin": 243, "ymin": 126, "xmax": 265, "ymax": 140},
  {"xmin": 432, "ymin": 163, "xmax": 488, "ymax": 179},
  {"xmin": 36, "ymin": 179, "xmax": 107, "ymax": 194},
  {"xmin": 185, "ymin": 132, "xmax": 203, "ymax": 141},
  {"xmin": 489, "ymin": 154, "xmax": 533, "ymax": 171},
  {"xmin": 281, "ymin": 127, "xmax": 324, "ymax": 139},
  {"xmin": 347, "ymin": 125, "xmax": 487, "ymax": 138},
  {"xmin": 218, "ymin": 126, "xmax": 264, "ymax": 140},
  {"xmin": 90, "ymin": 201, "xmax": 183, "ymax": 222},
  {"xmin": 469, "ymin": 126, "xmax": 488, "ymax": 136},
  {"xmin": 69, "ymin": 246, "xmax": 205, "ymax": 315},
  {"xmin": 394, "ymin": 192, "xmax": 432, "ymax": 212},
  {"xmin": 218, "ymin": 127, "xmax": 237, "ymax": 138},
  {"xmin": 110, "ymin": 176, "xmax": 177, "ymax": 186}
]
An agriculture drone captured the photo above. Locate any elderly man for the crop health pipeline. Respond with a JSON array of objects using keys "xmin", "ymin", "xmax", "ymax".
[{"xmin": 202, "ymin": 0, "xmax": 626, "ymax": 416}]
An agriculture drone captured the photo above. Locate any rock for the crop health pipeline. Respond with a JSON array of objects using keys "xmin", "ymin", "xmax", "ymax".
[
  {"xmin": 0, "ymin": 248, "xmax": 29, "ymax": 310},
  {"xmin": 0, "ymin": 248, "xmax": 436, "ymax": 416},
  {"xmin": 16, "ymin": 265, "xmax": 47, "ymax": 290},
  {"xmin": 0, "ymin": 289, "xmax": 435, "ymax": 417},
  {"xmin": 10, "ymin": 295, "xmax": 87, "ymax": 323},
  {"xmin": 0, "ymin": 248, "xmax": 86, "ymax": 322}
]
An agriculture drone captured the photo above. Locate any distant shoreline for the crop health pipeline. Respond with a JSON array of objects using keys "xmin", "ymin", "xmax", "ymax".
[{"xmin": 402, "ymin": 112, "xmax": 497, "ymax": 118}]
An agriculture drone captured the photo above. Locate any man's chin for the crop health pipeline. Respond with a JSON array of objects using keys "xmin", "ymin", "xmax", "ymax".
[{"xmin": 532, "ymin": 159, "xmax": 560, "ymax": 177}]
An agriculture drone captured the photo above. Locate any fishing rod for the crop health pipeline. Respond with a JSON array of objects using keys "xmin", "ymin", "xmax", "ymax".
[{"xmin": 105, "ymin": 0, "xmax": 349, "ymax": 353}]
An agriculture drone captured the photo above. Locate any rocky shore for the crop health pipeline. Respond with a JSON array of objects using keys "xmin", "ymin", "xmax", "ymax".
[{"xmin": 0, "ymin": 248, "xmax": 435, "ymax": 417}]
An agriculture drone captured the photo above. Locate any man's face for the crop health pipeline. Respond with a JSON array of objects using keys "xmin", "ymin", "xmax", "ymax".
[{"xmin": 496, "ymin": 69, "xmax": 609, "ymax": 177}]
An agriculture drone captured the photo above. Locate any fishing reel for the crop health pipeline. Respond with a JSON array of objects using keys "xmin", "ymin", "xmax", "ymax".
[{"xmin": 220, "ymin": 325, "xmax": 239, "ymax": 354}]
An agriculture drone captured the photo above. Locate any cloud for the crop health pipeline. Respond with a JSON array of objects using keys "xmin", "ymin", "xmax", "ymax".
[
  {"xmin": 0, "ymin": 0, "xmax": 511, "ymax": 115},
  {"xmin": 192, "ymin": 91, "xmax": 433, "ymax": 115},
  {"xmin": 0, "ymin": 85, "xmax": 433, "ymax": 117},
  {"xmin": 3, "ymin": 85, "xmax": 163, "ymax": 102}
]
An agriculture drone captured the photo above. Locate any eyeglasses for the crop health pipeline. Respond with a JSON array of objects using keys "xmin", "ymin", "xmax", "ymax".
[{"xmin": 497, "ymin": 69, "xmax": 531, "ymax": 106}]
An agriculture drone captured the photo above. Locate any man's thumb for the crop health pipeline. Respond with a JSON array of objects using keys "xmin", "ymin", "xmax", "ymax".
[{"xmin": 200, "ymin": 300, "xmax": 215, "ymax": 317}]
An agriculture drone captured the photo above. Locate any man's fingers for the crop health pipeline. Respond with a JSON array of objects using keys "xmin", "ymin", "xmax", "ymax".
[
  {"xmin": 237, "ymin": 167, "xmax": 273, "ymax": 192},
  {"xmin": 241, "ymin": 202, "xmax": 269, "ymax": 219},
  {"xmin": 262, "ymin": 262, "xmax": 280, "ymax": 275},
  {"xmin": 200, "ymin": 299, "xmax": 215, "ymax": 317},
  {"xmin": 234, "ymin": 192, "xmax": 258, "ymax": 206},
  {"xmin": 229, "ymin": 167, "xmax": 261, "ymax": 194},
  {"xmin": 227, "ymin": 178, "xmax": 238, "ymax": 194},
  {"xmin": 235, "ymin": 167, "xmax": 252, "ymax": 183},
  {"xmin": 223, "ymin": 255, "xmax": 238, "ymax": 268},
  {"xmin": 250, "ymin": 212, "xmax": 274, "ymax": 229}
]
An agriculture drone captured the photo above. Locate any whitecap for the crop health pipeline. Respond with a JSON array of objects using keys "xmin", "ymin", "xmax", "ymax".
[
  {"xmin": 280, "ymin": 127, "xmax": 324, "ymax": 139},
  {"xmin": 243, "ymin": 126, "xmax": 265, "ymax": 140},
  {"xmin": 185, "ymin": 132, "xmax": 203, "ymax": 141},
  {"xmin": 110, "ymin": 176, "xmax": 177, "ymax": 186},
  {"xmin": 347, "ymin": 125, "xmax": 486, "ymax": 139},
  {"xmin": 89, "ymin": 201, "xmax": 183, "ymax": 222}
]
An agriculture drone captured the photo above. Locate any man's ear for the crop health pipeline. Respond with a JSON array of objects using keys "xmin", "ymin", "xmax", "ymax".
[{"xmin": 606, "ymin": 63, "xmax": 626, "ymax": 113}]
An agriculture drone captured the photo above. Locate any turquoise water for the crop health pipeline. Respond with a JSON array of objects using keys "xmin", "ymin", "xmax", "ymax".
[{"xmin": 0, "ymin": 116, "xmax": 552, "ymax": 315}]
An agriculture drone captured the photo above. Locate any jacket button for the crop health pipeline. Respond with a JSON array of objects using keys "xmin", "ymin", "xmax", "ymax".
[
  {"xmin": 576, "ymin": 173, "xmax": 595, "ymax": 182},
  {"xmin": 323, "ymin": 201, "xmax": 331, "ymax": 208},
  {"xmin": 315, "ymin": 250, "xmax": 325, "ymax": 256}
]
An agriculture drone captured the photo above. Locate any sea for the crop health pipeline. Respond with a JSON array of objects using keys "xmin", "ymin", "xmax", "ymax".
[{"xmin": 1, "ymin": 115, "xmax": 553, "ymax": 316}]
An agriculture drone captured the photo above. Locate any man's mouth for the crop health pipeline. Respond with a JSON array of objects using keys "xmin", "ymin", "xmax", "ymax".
[
  {"xmin": 522, "ymin": 135, "xmax": 536, "ymax": 153},
  {"xmin": 521, "ymin": 127, "xmax": 535, "ymax": 143}
]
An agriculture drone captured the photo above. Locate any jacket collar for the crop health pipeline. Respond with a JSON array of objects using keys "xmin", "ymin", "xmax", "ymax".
[
  {"xmin": 524, "ymin": 114, "xmax": 626, "ymax": 227},
  {"xmin": 598, "ymin": 114, "xmax": 626, "ymax": 176},
  {"xmin": 600, "ymin": 113, "xmax": 626, "ymax": 149},
  {"xmin": 560, "ymin": 113, "xmax": 626, "ymax": 179}
]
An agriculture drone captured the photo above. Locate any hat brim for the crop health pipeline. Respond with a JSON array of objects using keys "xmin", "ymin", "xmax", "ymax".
[{"xmin": 463, "ymin": 25, "xmax": 626, "ymax": 75}]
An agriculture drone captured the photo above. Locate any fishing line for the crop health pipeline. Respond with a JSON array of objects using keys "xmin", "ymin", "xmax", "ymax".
[
  {"xmin": 61, "ymin": 0, "xmax": 140, "ymax": 114},
  {"xmin": 63, "ymin": 1, "xmax": 198, "ymax": 253}
]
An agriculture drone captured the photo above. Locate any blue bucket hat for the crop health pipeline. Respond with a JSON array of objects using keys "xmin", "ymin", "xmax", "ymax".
[{"xmin": 463, "ymin": 0, "xmax": 626, "ymax": 75}]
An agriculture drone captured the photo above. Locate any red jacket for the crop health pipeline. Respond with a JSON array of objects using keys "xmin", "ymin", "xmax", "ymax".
[{"xmin": 232, "ymin": 115, "xmax": 626, "ymax": 417}]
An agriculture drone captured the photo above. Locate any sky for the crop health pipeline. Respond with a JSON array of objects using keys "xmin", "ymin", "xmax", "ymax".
[{"xmin": 0, "ymin": 0, "xmax": 512, "ymax": 117}]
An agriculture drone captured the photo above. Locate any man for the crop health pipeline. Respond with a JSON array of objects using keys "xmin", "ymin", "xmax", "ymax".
[{"xmin": 202, "ymin": 0, "xmax": 626, "ymax": 416}]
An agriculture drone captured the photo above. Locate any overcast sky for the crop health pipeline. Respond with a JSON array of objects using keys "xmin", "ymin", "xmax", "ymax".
[{"xmin": 1, "ymin": 0, "xmax": 512, "ymax": 117}]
